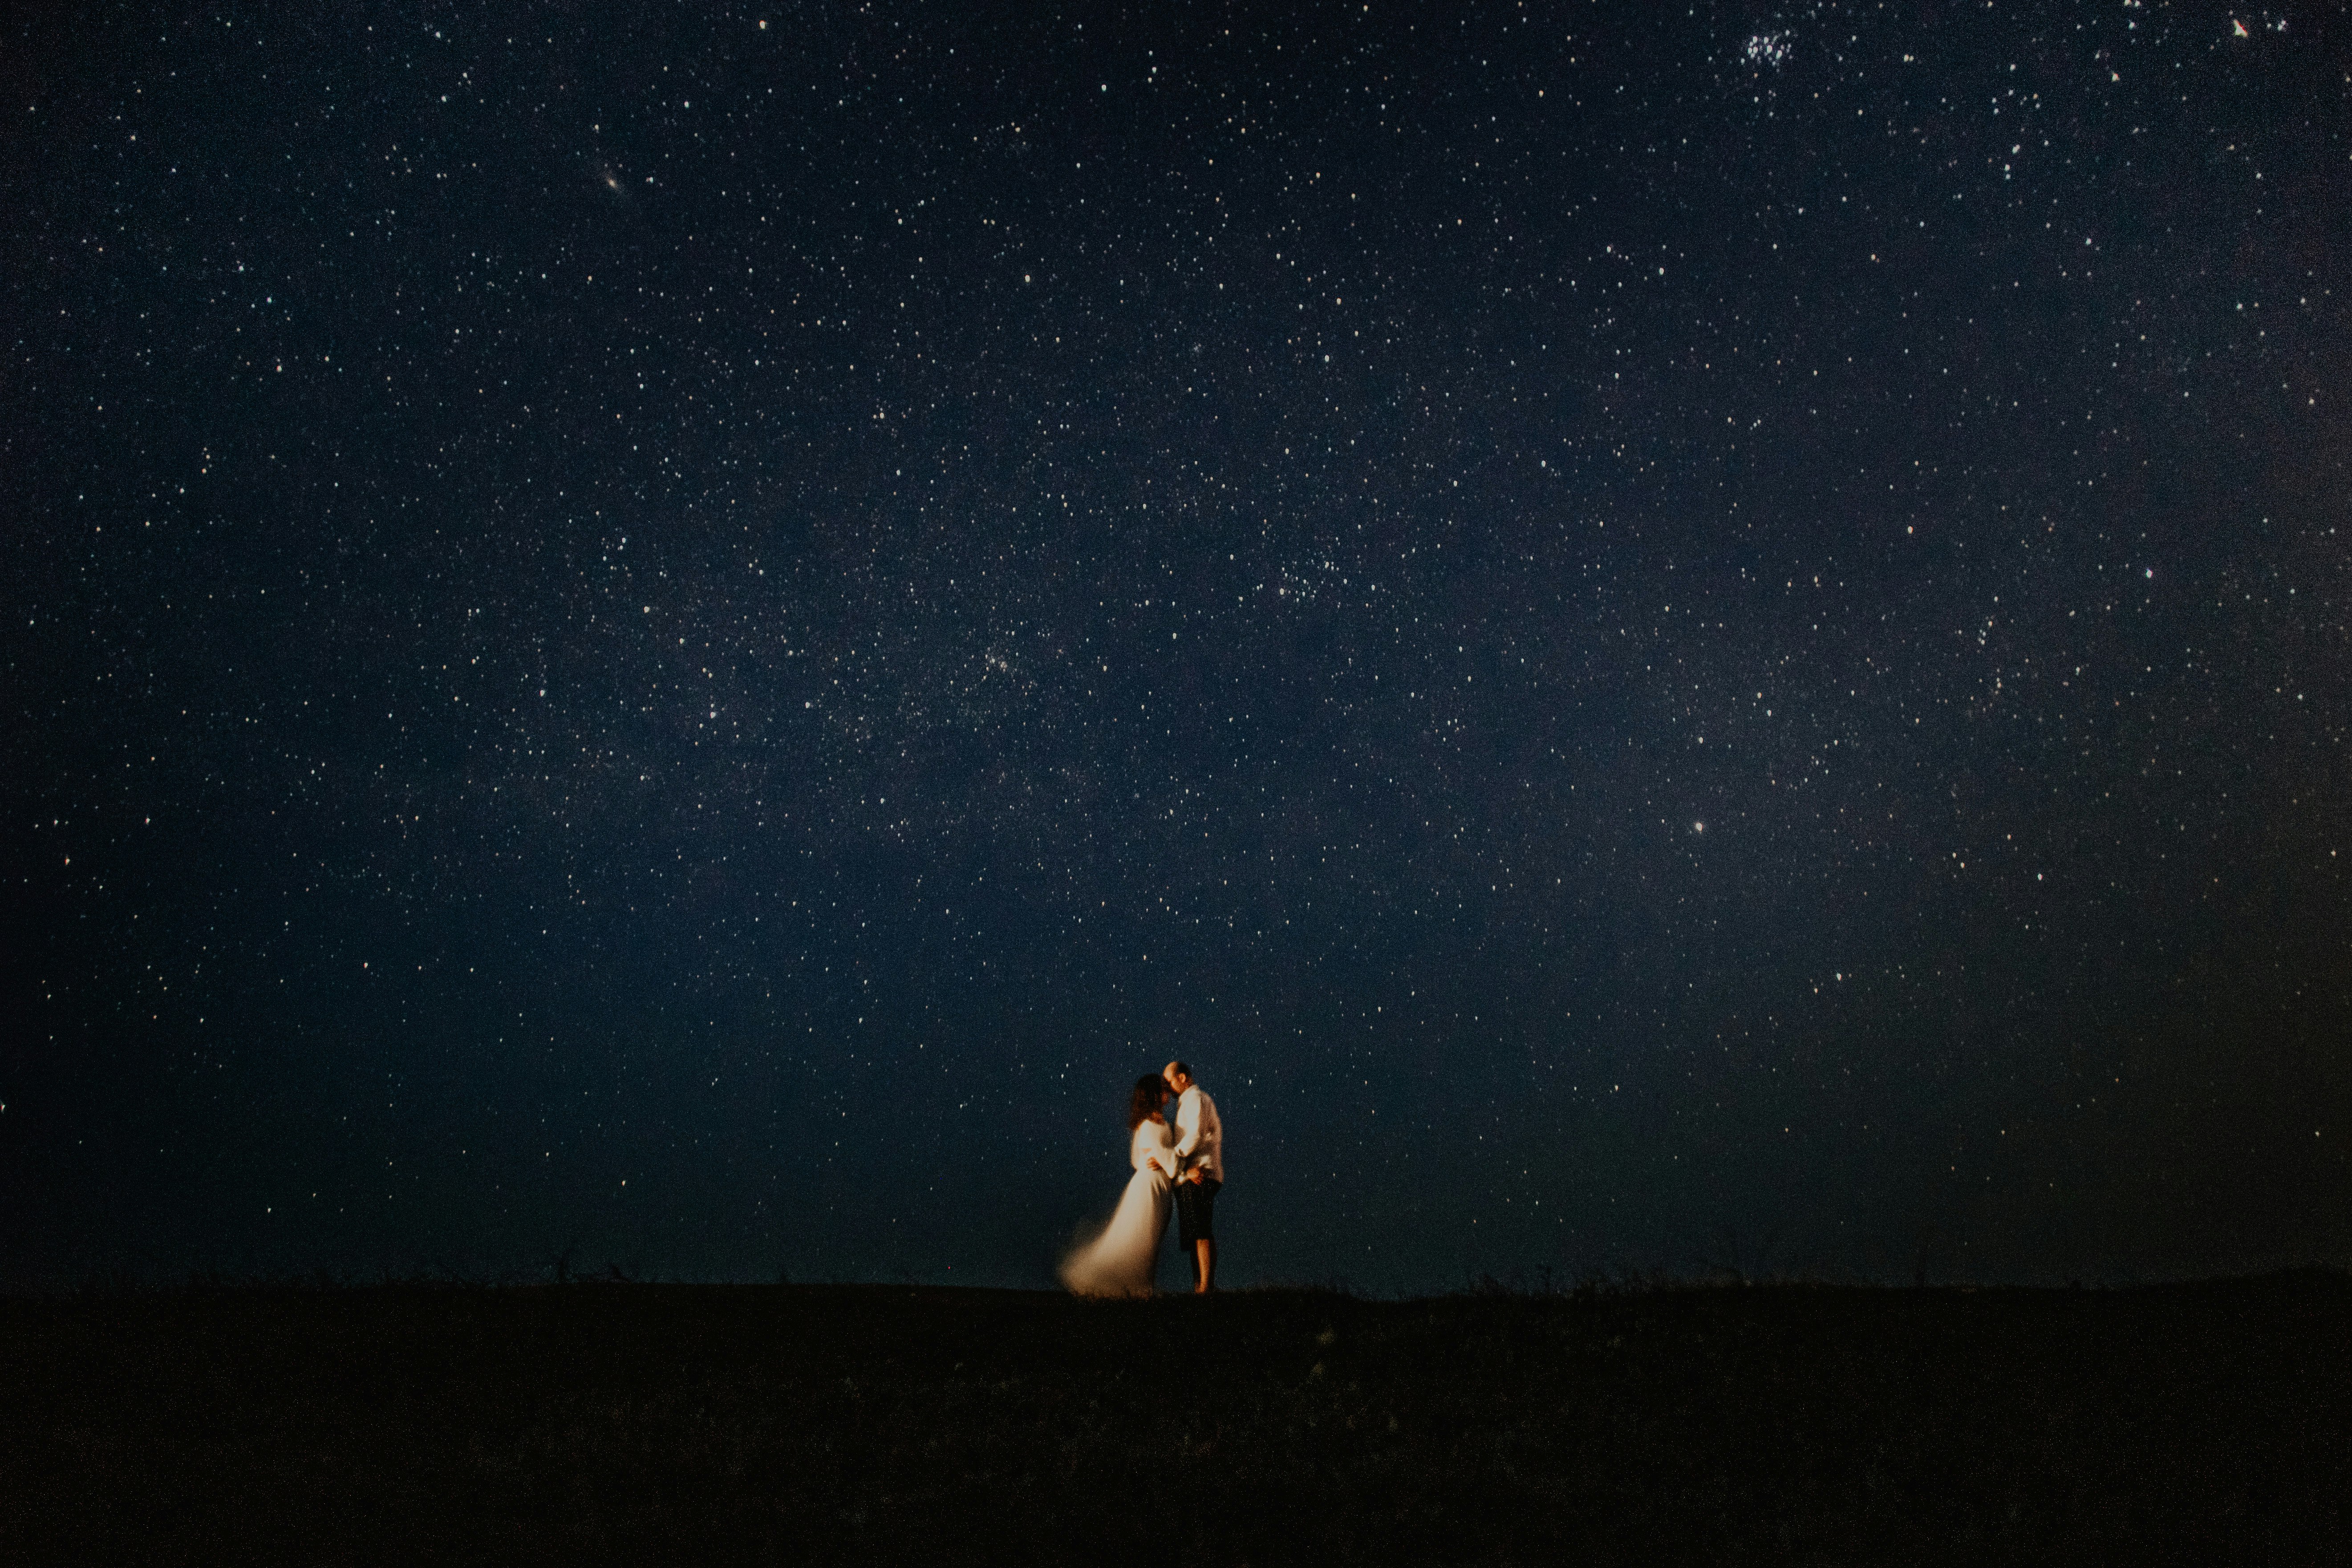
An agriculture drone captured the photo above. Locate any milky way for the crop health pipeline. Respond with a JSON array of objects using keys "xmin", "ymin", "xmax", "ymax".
[{"xmin": 6, "ymin": 1, "xmax": 2347, "ymax": 1289}]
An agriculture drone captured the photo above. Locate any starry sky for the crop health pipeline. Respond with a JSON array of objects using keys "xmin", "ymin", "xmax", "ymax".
[{"xmin": 5, "ymin": 0, "xmax": 2348, "ymax": 1292}]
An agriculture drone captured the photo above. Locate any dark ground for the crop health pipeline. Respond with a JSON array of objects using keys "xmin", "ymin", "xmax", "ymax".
[{"xmin": 3, "ymin": 1274, "xmax": 2346, "ymax": 1564}]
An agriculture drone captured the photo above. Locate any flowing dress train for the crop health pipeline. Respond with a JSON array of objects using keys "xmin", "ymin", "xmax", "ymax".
[{"xmin": 1059, "ymin": 1119, "xmax": 1177, "ymax": 1297}]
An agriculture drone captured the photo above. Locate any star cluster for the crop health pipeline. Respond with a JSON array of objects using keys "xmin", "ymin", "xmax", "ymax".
[{"xmin": 5, "ymin": 0, "xmax": 2348, "ymax": 1289}]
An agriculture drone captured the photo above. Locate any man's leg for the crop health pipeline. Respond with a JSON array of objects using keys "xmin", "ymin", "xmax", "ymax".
[{"xmin": 1177, "ymin": 1180, "xmax": 1211, "ymax": 1291}]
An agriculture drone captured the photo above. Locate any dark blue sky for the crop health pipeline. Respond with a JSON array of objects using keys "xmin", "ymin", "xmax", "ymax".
[{"xmin": 6, "ymin": 0, "xmax": 2347, "ymax": 1291}]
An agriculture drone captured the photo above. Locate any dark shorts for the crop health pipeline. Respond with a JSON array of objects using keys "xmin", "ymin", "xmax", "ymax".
[{"xmin": 1176, "ymin": 1177, "xmax": 1221, "ymax": 1245}]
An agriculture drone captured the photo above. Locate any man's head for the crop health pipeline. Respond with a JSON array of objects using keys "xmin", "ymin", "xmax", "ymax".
[{"xmin": 1163, "ymin": 1060, "xmax": 1194, "ymax": 1095}]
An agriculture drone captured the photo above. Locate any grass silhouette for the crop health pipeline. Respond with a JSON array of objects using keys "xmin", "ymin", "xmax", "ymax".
[{"xmin": 3, "ymin": 1272, "xmax": 2345, "ymax": 1563}]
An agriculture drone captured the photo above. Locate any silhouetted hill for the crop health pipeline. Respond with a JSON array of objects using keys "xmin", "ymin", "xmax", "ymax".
[{"xmin": 3, "ymin": 1274, "xmax": 2346, "ymax": 1563}]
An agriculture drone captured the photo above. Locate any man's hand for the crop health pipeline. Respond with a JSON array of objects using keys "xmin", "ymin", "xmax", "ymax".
[{"xmin": 1184, "ymin": 1168, "xmax": 1205, "ymax": 1185}]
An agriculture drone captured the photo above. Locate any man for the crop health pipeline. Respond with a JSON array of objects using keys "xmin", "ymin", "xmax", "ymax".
[{"xmin": 1162, "ymin": 1060, "xmax": 1224, "ymax": 1293}]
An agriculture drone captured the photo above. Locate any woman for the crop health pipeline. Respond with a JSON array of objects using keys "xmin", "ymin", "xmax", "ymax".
[{"xmin": 1058, "ymin": 1075, "xmax": 1181, "ymax": 1297}]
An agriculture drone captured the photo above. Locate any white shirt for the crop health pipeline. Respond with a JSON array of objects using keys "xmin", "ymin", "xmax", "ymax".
[
  {"xmin": 1172, "ymin": 1084, "xmax": 1224, "ymax": 1183},
  {"xmin": 1132, "ymin": 1118, "xmax": 1178, "ymax": 1180}
]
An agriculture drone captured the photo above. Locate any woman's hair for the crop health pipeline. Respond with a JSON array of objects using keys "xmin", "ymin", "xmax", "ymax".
[{"xmin": 1127, "ymin": 1074, "xmax": 1168, "ymax": 1130}]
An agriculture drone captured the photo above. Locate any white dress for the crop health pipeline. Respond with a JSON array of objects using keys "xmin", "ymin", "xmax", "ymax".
[{"xmin": 1059, "ymin": 1118, "xmax": 1178, "ymax": 1297}]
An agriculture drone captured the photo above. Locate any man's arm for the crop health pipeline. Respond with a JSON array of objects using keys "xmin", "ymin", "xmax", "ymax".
[{"xmin": 1171, "ymin": 1092, "xmax": 1202, "ymax": 1158}]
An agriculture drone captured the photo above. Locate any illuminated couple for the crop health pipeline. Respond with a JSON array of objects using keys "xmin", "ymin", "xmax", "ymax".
[{"xmin": 1059, "ymin": 1060, "xmax": 1225, "ymax": 1297}]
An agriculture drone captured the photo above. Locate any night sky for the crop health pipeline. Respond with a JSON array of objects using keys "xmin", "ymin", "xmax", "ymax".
[{"xmin": 6, "ymin": 1, "xmax": 2348, "ymax": 1292}]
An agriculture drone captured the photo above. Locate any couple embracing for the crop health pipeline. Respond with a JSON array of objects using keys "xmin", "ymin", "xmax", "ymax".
[{"xmin": 1059, "ymin": 1061, "xmax": 1225, "ymax": 1297}]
